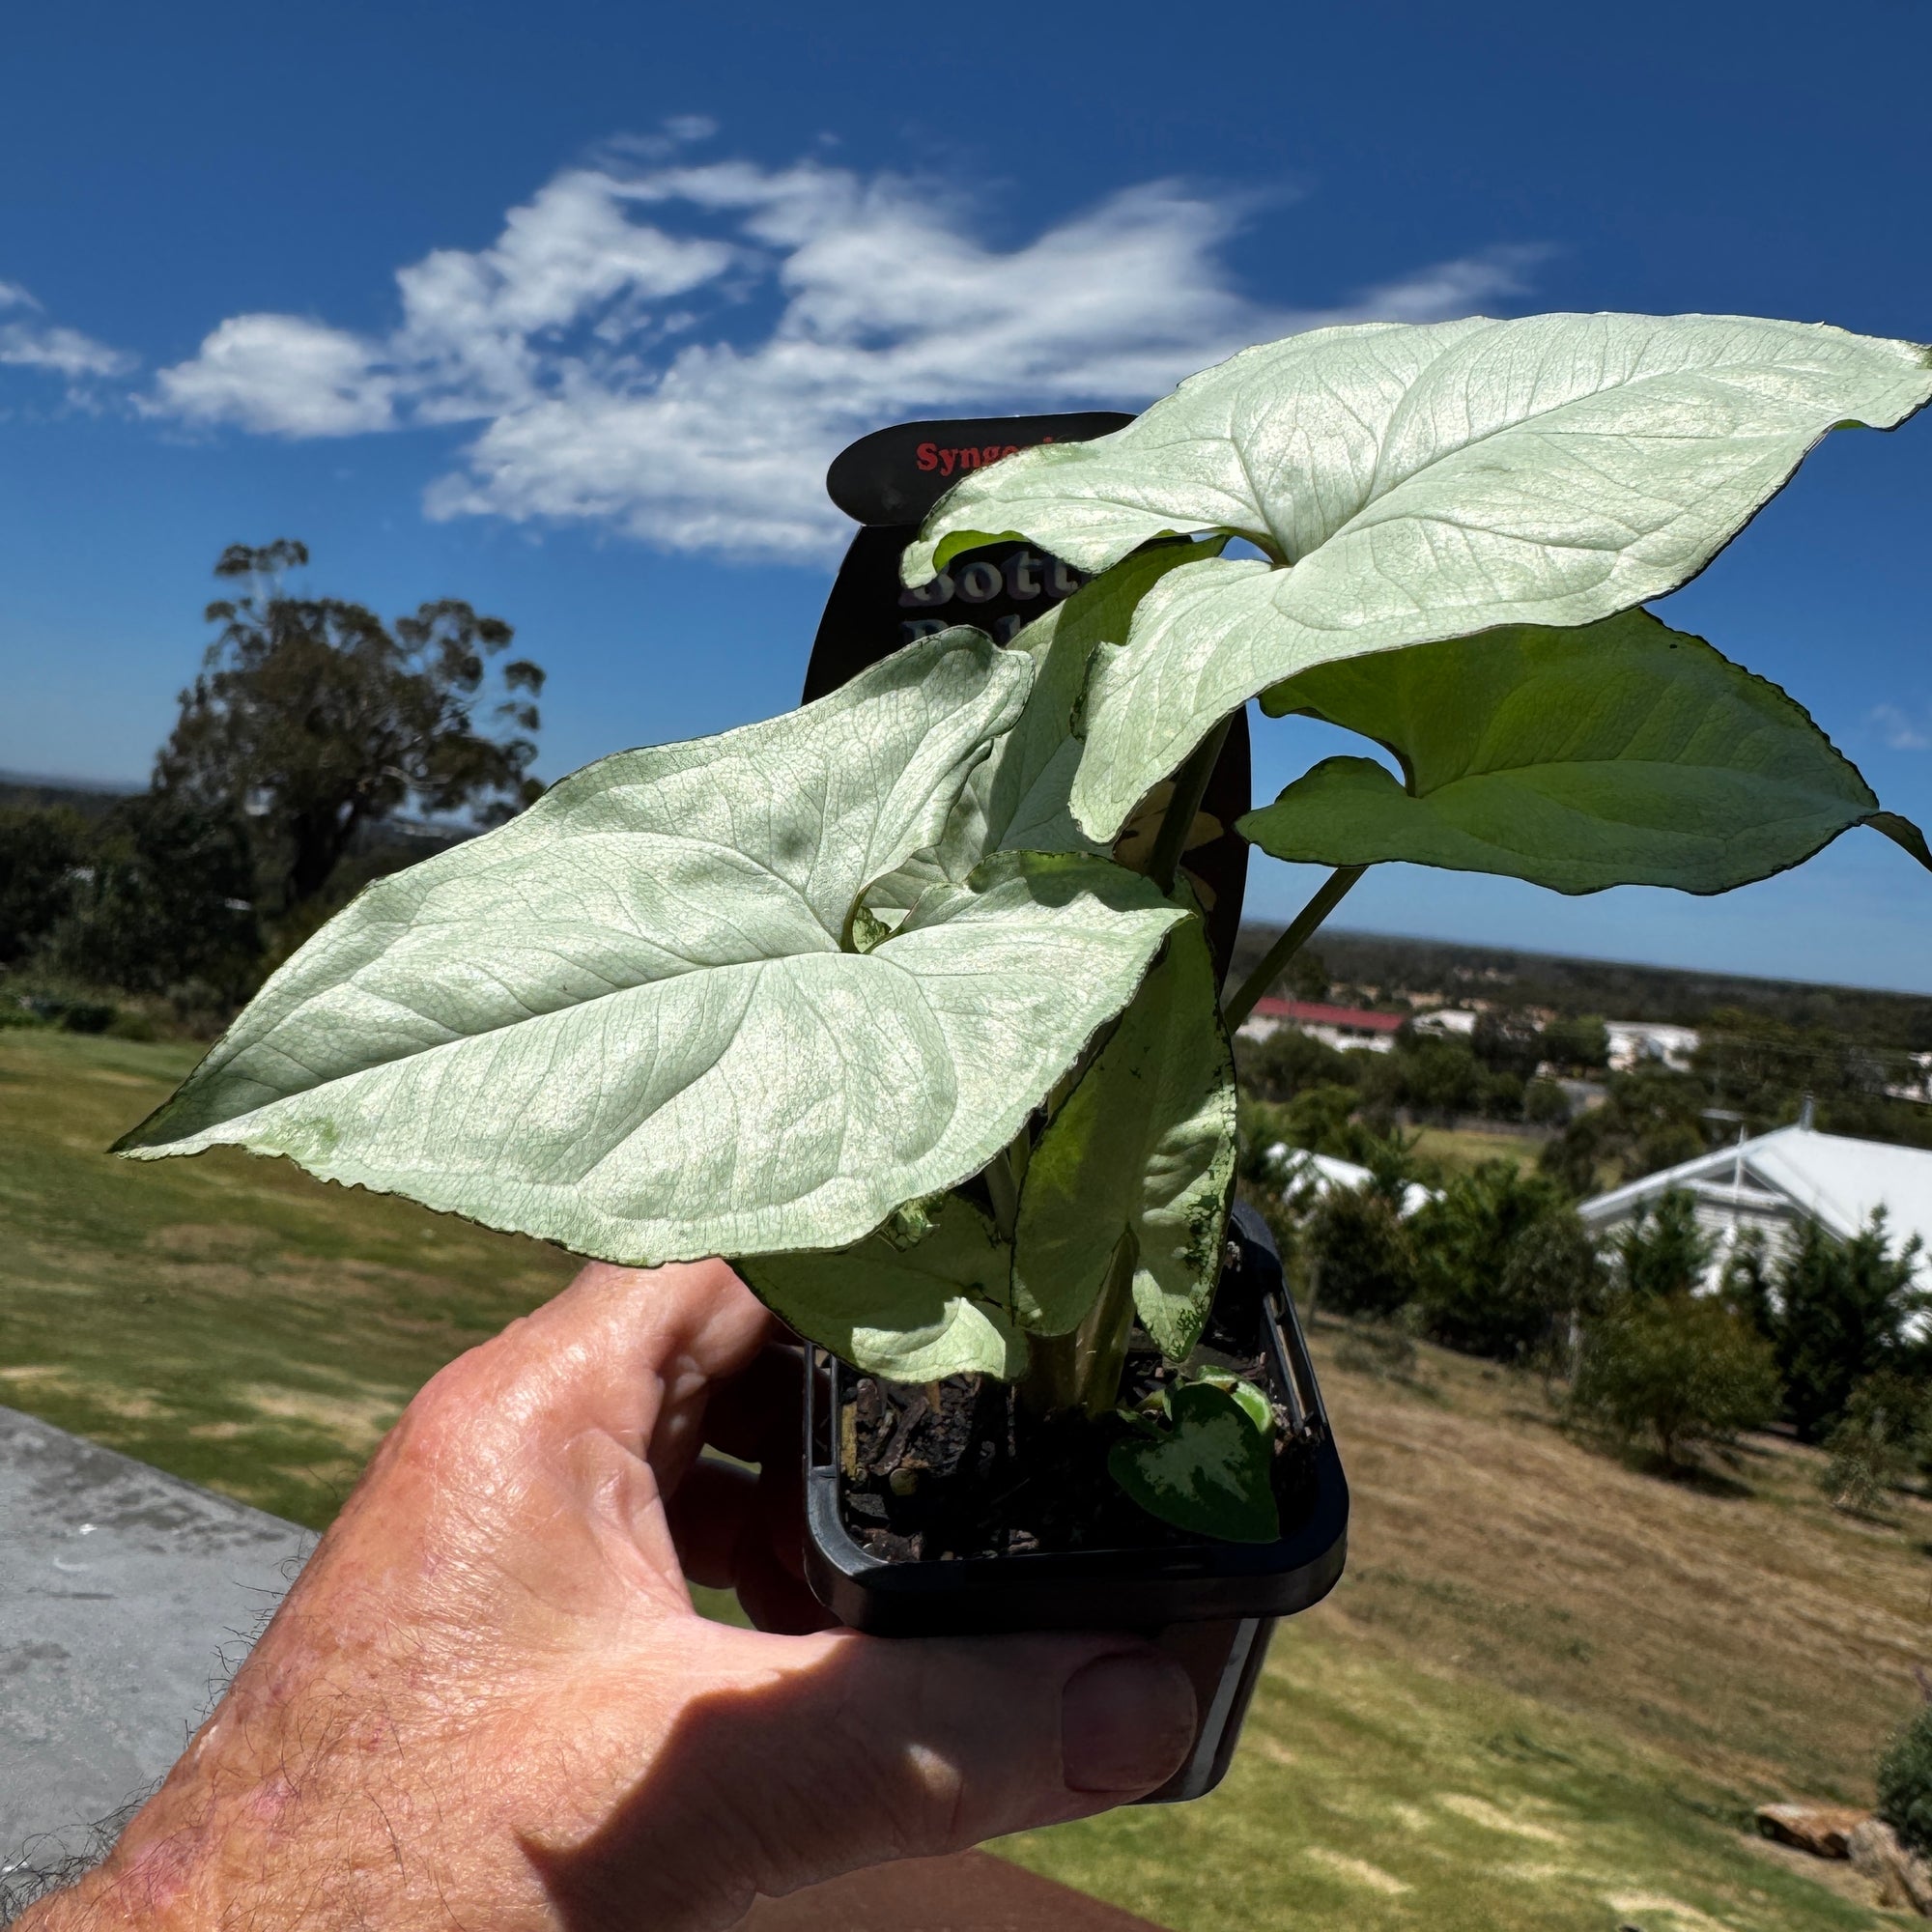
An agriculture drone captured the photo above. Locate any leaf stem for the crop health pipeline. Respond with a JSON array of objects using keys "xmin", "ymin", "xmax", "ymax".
[
  {"xmin": 1147, "ymin": 716, "xmax": 1233, "ymax": 895},
  {"xmin": 1220, "ymin": 865, "xmax": 1367, "ymax": 1032},
  {"xmin": 1019, "ymin": 1232, "xmax": 1139, "ymax": 1419},
  {"xmin": 983, "ymin": 1145, "xmax": 1021, "ymax": 1243}
]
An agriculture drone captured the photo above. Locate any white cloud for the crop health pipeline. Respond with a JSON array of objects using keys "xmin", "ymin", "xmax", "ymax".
[
  {"xmin": 0, "ymin": 280, "xmax": 135, "ymax": 384},
  {"xmin": 154, "ymin": 313, "xmax": 396, "ymax": 435},
  {"xmin": 1870, "ymin": 702, "xmax": 1932, "ymax": 752},
  {"xmin": 151, "ymin": 141, "xmax": 1543, "ymax": 563}
]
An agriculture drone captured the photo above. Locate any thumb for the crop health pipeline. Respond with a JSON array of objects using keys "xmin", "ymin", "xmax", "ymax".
[{"xmin": 553, "ymin": 1625, "xmax": 1197, "ymax": 1927}]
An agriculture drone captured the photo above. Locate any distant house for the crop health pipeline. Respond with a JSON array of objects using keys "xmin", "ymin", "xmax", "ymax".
[
  {"xmin": 1886, "ymin": 1051, "xmax": 1932, "ymax": 1105},
  {"xmin": 1605, "ymin": 1020, "xmax": 1700, "ymax": 1072},
  {"xmin": 1240, "ymin": 997, "xmax": 1406, "ymax": 1056},
  {"xmin": 1266, "ymin": 1146, "xmax": 1441, "ymax": 1220},
  {"xmin": 1411, "ymin": 1008, "xmax": 1479, "ymax": 1038},
  {"xmin": 1578, "ymin": 1122, "xmax": 1932, "ymax": 1288}
]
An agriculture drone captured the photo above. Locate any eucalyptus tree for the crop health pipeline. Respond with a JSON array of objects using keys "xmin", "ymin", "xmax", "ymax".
[{"xmin": 156, "ymin": 541, "xmax": 545, "ymax": 917}]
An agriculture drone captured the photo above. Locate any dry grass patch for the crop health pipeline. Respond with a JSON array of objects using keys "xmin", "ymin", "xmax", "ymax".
[{"xmin": 1311, "ymin": 1328, "xmax": 1932, "ymax": 1803}]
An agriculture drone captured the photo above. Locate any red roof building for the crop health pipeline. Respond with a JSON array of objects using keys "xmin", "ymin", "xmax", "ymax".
[{"xmin": 1242, "ymin": 997, "xmax": 1405, "ymax": 1052}]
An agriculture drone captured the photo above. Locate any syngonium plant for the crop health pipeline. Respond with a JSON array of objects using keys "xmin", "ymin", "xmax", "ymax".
[{"xmin": 120, "ymin": 313, "xmax": 1932, "ymax": 1545}]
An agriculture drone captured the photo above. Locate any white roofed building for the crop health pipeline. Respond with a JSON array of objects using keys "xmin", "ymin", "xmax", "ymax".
[
  {"xmin": 1265, "ymin": 1145, "xmax": 1441, "ymax": 1220},
  {"xmin": 1578, "ymin": 1122, "xmax": 1932, "ymax": 1288},
  {"xmin": 1605, "ymin": 1021, "xmax": 1701, "ymax": 1072}
]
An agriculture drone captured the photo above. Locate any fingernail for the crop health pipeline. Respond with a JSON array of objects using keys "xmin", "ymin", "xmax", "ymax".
[{"xmin": 1061, "ymin": 1651, "xmax": 1197, "ymax": 1794}]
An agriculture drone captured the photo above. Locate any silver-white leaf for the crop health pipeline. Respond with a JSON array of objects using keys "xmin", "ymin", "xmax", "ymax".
[
  {"xmin": 902, "ymin": 314, "xmax": 1932, "ymax": 838},
  {"xmin": 866, "ymin": 542, "xmax": 1220, "ymax": 917},
  {"xmin": 118, "ymin": 634, "xmax": 1184, "ymax": 1266},
  {"xmin": 740, "ymin": 1194, "xmax": 1025, "ymax": 1380}
]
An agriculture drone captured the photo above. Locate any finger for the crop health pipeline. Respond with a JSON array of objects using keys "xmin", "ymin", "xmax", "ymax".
[
  {"xmin": 533, "ymin": 1626, "xmax": 1196, "ymax": 1926},
  {"xmin": 730, "ymin": 1538, "xmax": 838, "ymax": 1635},
  {"xmin": 426, "ymin": 1260, "xmax": 773, "ymax": 1467},
  {"xmin": 694, "ymin": 1343, "xmax": 805, "ymax": 1467},
  {"xmin": 666, "ymin": 1458, "xmax": 758, "ymax": 1591},
  {"xmin": 666, "ymin": 1459, "xmax": 828, "ymax": 1633}
]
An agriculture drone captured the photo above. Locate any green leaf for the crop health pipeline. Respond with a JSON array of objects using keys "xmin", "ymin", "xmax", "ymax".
[
  {"xmin": 1107, "ymin": 1377, "xmax": 1280, "ymax": 1544},
  {"xmin": 900, "ymin": 314, "xmax": 1932, "ymax": 839},
  {"xmin": 116, "ymin": 631, "xmax": 1187, "ymax": 1267},
  {"xmin": 1013, "ymin": 920, "xmax": 1236, "ymax": 1357},
  {"xmin": 1240, "ymin": 611, "xmax": 1932, "ymax": 894},
  {"xmin": 867, "ymin": 540, "xmax": 1225, "ymax": 917},
  {"xmin": 739, "ymin": 1194, "xmax": 1024, "ymax": 1379}
]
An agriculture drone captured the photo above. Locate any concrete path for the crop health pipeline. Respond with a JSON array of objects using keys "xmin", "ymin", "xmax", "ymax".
[{"xmin": 0, "ymin": 1406, "xmax": 310, "ymax": 1875}]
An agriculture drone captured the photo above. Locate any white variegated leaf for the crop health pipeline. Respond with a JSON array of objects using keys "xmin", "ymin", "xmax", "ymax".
[
  {"xmin": 867, "ymin": 541, "xmax": 1223, "ymax": 917},
  {"xmin": 900, "ymin": 315, "xmax": 1932, "ymax": 838},
  {"xmin": 740, "ymin": 1194, "xmax": 1024, "ymax": 1380},
  {"xmin": 118, "ymin": 634, "xmax": 1185, "ymax": 1267}
]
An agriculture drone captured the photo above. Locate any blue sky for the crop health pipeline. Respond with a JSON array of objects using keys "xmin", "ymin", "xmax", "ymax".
[{"xmin": 3, "ymin": 0, "xmax": 1930, "ymax": 989}]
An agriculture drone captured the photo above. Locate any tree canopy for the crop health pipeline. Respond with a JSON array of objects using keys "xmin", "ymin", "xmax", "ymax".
[{"xmin": 156, "ymin": 541, "xmax": 545, "ymax": 917}]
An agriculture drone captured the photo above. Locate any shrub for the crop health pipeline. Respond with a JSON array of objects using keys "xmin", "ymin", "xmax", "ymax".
[
  {"xmin": 1572, "ymin": 1293, "xmax": 1780, "ymax": 1467},
  {"xmin": 1472, "ymin": 1008, "xmax": 1543, "ymax": 1081},
  {"xmin": 51, "ymin": 791, "xmax": 261, "ymax": 1002},
  {"xmin": 1541, "ymin": 1065, "xmax": 1711, "ymax": 1195},
  {"xmin": 1615, "ymin": 1190, "xmax": 1713, "ymax": 1299},
  {"xmin": 1775, "ymin": 1212, "xmax": 1926, "ymax": 1442},
  {"xmin": 1501, "ymin": 1211, "xmax": 1607, "ymax": 1370},
  {"xmin": 1879, "ymin": 1702, "xmax": 1932, "ymax": 1859},
  {"xmin": 1412, "ymin": 1161, "xmax": 1579, "ymax": 1361},
  {"xmin": 1541, "ymin": 1013, "xmax": 1610, "ymax": 1073},
  {"xmin": 1385, "ymin": 1037, "xmax": 1488, "ymax": 1119},
  {"xmin": 0, "ymin": 806, "xmax": 87, "ymax": 966},
  {"xmin": 1304, "ymin": 1183, "xmax": 1417, "ymax": 1321},
  {"xmin": 1819, "ymin": 1372, "xmax": 1930, "ymax": 1516},
  {"xmin": 1235, "ymin": 1022, "xmax": 1356, "ymax": 1102},
  {"xmin": 1524, "ymin": 1077, "xmax": 1572, "ymax": 1126},
  {"xmin": 1719, "ymin": 1230, "xmax": 1777, "ymax": 1340},
  {"xmin": 1277, "ymin": 1081, "xmax": 1362, "ymax": 1156}
]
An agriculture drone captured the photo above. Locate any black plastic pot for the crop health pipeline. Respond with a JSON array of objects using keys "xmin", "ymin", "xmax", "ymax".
[{"xmin": 801, "ymin": 1205, "xmax": 1350, "ymax": 1803}]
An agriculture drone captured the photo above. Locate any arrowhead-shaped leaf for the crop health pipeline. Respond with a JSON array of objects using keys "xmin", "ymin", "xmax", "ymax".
[
  {"xmin": 868, "ymin": 540, "xmax": 1225, "ymax": 918},
  {"xmin": 901, "ymin": 314, "xmax": 1932, "ymax": 839},
  {"xmin": 1240, "ymin": 611, "xmax": 1932, "ymax": 895},
  {"xmin": 740, "ymin": 1194, "xmax": 1024, "ymax": 1379},
  {"xmin": 1014, "ymin": 920, "xmax": 1236, "ymax": 1358},
  {"xmin": 1107, "ymin": 1377, "xmax": 1280, "ymax": 1544},
  {"xmin": 116, "ymin": 633, "xmax": 1186, "ymax": 1266}
]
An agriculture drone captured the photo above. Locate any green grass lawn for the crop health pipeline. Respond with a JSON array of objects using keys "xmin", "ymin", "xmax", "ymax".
[
  {"xmin": 0, "ymin": 1025, "xmax": 575, "ymax": 1523},
  {"xmin": 0, "ymin": 1028, "xmax": 1901, "ymax": 1927},
  {"xmin": 1409, "ymin": 1123, "xmax": 1544, "ymax": 1179}
]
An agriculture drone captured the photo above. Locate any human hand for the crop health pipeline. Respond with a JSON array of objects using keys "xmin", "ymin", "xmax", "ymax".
[{"xmin": 26, "ymin": 1261, "xmax": 1195, "ymax": 1931}]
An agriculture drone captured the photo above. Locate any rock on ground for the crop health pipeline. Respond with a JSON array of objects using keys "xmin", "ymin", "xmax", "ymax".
[
  {"xmin": 1847, "ymin": 1818, "xmax": 1932, "ymax": 1916},
  {"xmin": 1754, "ymin": 1803, "xmax": 1869, "ymax": 1860}
]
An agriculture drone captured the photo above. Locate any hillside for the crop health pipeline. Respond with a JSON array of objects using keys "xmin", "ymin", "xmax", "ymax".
[{"xmin": 0, "ymin": 1026, "xmax": 1917, "ymax": 1926}]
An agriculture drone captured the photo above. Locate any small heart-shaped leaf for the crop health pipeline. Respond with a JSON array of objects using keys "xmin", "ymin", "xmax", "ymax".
[{"xmin": 1107, "ymin": 1377, "xmax": 1280, "ymax": 1544}]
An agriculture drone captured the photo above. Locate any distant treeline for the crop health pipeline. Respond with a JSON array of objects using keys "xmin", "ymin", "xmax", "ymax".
[{"xmin": 0, "ymin": 779, "xmax": 139, "ymax": 821}]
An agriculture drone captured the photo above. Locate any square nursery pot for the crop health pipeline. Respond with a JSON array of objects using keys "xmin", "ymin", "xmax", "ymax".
[{"xmin": 801, "ymin": 1203, "xmax": 1349, "ymax": 1804}]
